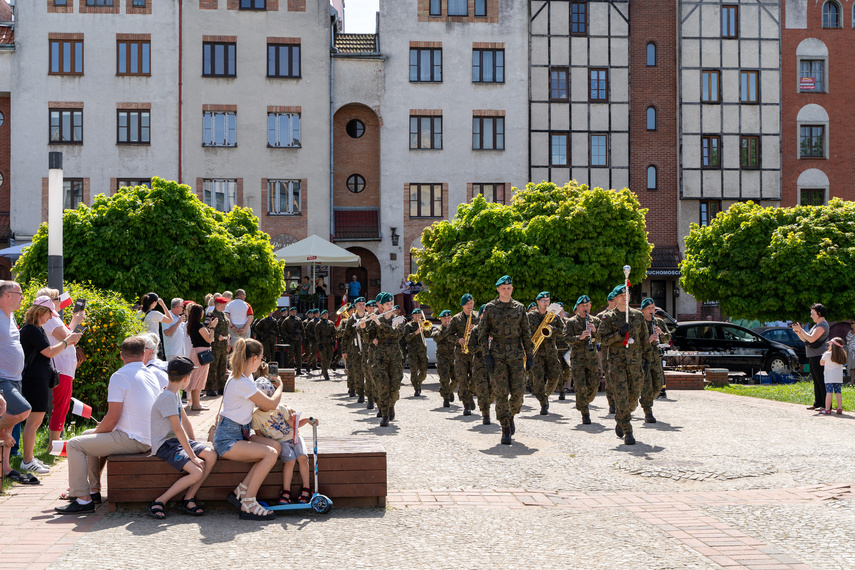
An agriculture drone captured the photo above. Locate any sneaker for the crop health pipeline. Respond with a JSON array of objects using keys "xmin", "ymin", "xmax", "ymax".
[{"xmin": 20, "ymin": 459, "xmax": 50, "ymax": 474}]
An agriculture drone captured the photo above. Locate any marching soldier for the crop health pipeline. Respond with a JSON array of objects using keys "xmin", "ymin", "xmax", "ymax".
[
  {"xmin": 279, "ymin": 307, "xmax": 303, "ymax": 376},
  {"xmin": 303, "ymin": 309, "xmax": 319, "ymax": 372},
  {"xmin": 565, "ymin": 295, "xmax": 600, "ymax": 425},
  {"xmin": 361, "ymin": 300, "xmax": 379, "ymax": 411},
  {"xmin": 338, "ymin": 299, "xmax": 364, "ymax": 399},
  {"xmin": 527, "ymin": 291, "xmax": 564, "ymax": 416},
  {"xmin": 479, "ymin": 275, "xmax": 534, "ymax": 445},
  {"xmin": 468, "ymin": 304, "xmax": 494, "ymax": 424},
  {"xmin": 401, "ymin": 308, "xmax": 433, "ymax": 396},
  {"xmin": 205, "ymin": 296, "xmax": 230, "ymax": 396},
  {"xmin": 640, "ymin": 298, "xmax": 671, "ymax": 424},
  {"xmin": 362, "ymin": 292, "xmax": 406, "ymax": 427},
  {"xmin": 449, "ymin": 294, "xmax": 479, "ymax": 416},
  {"xmin": 596, "ymin": 284, "xmax": 652, "ymax": 445},
  {"xmin": 254, "ymin": 311, "xmax": 280, "ymax": 363},
  {"xmin": 434, "ymin": 310, "xmax": 457, "ymax": 407},
  {"xmin": 316, "ymin": 309, "xmax": 337, "ymax": 381},
  {"xmin": 597, "ymin": 292, "xmax": 619, "ymax": 414}
]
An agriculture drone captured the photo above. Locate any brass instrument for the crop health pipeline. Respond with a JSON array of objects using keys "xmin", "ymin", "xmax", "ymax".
[
  {"xmin": 461, "ymin": 312, "xmax": 473, "ymax": 355},
  {"xmin": 585, "ymin": 314, "xmax": 595, "ymax": 351},
  {"xmin": 354, "ymin": 308, "xmax": 396, "ymax": 326},
  {"xmin": 336, "ymin": 304, "xmax": 352, "ymax": 320},
  {"xmin": 532, "ymin": 303, "xmax": 563, "ymax": 356},
  {"xmin": 418, "ymin": 318, "xmax": 433, "ymax": 346}
]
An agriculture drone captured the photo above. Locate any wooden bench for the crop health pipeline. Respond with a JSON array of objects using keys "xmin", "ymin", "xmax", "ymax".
[{"xmin": 106, "ymin": 436, "xmax": 386, "ymax": 511}]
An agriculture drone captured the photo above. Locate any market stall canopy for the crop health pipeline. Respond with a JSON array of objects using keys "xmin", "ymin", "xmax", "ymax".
[
  {"xmin": 274, "ymin": 235, "xmax": 361, "ymax": 267},
  {"xmin": 0, "ymin": 242, "xmax": 32, "ymax": 260}
]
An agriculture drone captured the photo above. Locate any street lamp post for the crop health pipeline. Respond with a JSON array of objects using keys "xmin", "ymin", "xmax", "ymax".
[{"xmin": 48, "ymin": 152, "xmax": 63, "ymax": 293}]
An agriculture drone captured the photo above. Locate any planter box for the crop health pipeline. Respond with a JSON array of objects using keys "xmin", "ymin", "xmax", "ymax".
[
  {"xmin": 664, "ymin": 371, "xmax": 705, "ymax": 390},
  {"xmin": 280, "ymin": 369, "xmax": 296, "ymax": 392}
]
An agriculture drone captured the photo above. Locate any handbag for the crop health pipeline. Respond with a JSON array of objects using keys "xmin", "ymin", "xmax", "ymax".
[
  {"xmin": 198, "ymin": 349, "xmax": 214, "ymax": 365},
  {"xmin": 75, "ymin": 345, "xmax": 86, "ymax": 369},
  {"xmin": 206, "ymin": 377, "xmax": 230, "ymax": 442}
]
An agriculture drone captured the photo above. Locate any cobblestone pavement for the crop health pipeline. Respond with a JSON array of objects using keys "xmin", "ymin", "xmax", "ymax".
[{"xmin": 1, "ymin": 368, "xmax": 853, "ymax": 569}]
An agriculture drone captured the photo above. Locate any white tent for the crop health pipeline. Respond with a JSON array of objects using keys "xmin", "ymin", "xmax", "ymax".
[
  {"xmin": 0, "ymin": 242, "xmax": 32, "ymax": 260},
  {"xmin": 274, "ymin": 235, "xmax": 361, "ymax": 293}
]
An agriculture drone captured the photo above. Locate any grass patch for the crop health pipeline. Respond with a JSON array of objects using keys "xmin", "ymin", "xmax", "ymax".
[{"xmin": 708, "ymin": 380, "xmax": 855, "ymax": 410}]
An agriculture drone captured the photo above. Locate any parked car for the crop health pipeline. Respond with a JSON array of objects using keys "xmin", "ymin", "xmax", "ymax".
[
  {"xmin": 665, "ymin": 321, "xmax": 799, "ymax": 375},
  {"xmin": 752, "ymin": 326, "xmax": 807, "ymax": 365}
]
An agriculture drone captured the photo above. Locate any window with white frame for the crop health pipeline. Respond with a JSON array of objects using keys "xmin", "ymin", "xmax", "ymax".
[
  {"xmin": 203, "ymin": 111, "xmax": 236, "ymax": 147},
  {"xmin": 268, "ymin": 179, "xmax": 301, "ymax": 214},
  {"xmin": 267, "ymin": 112, "xmax": 300, "ymax": 147},
  {"xmin": 203, "ymin": 179, "xmax": 237, "ymax": 212}
]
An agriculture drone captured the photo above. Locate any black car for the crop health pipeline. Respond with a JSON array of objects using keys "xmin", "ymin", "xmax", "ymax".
[
  {"xmin": 753, "ymin": 326, "xmax": 807, "ymax": 365},
  {"xmin": 665, "ymin": 321, "xmax": 800, "ymax": 375}
]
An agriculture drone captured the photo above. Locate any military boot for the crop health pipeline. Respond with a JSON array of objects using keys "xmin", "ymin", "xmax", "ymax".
[
  {"xmin": 449, "ymin": 393, "xmax": 455, "ymax": 403},
  {"xmin": 443, "ymin": 398, "xmax": 450, "ymax": 408},
  {"xmin": 482, "ymin": 412, "xmax": 491, "ymax": 425},
  {"xmin": 380, "ymin": 416, "xmax": 390, "ymax": 427},
  {"xmin": 615, "ymin": 424, "xmax": 624, "ymax": 438},
  {"xmin": 376, "ymin": 409, "xmax": 383, "ymax": 418},
  {"xmin": 644, "ymin": 411, "xmax": 657, "ymax": 424},
  {"xmin": 623, "ymin": 432, "xmax": 636, "ymax": 445},
  {"xmin": 582, "ymin": 412, "xmax": 591, "ymax": 425},
  {"xmin": 500, "ymin": 426, "xmax": 512, "ymax": 445},
  {"xmin": 509, "ymin": 417, "xmax": 516, "ymax": 435},
  {"xmin": 468, "ymin": 396, "xmax": 476, "ymax": 410},
  {"xmin": 608, "ymin": 404, "xmax": 616, "ymax": 415},
  {"xmin": 389, "ymin": 405, "xmax": 396, "ymax": 421},
  {"xmin": 558, "ymin": 390, "xmax": 565, "ymax": 401},
  {"xmin": 349, "ymin": 389, "xmax": 356, "ymax": 398},
  {"xmin": 323, "ymin": 371, "xmax": 330, "ymax": 381},
  {"xmin": 463, "ymin": 404, "xmax": 471, "ymax": 416},
  {"xmin": 540, "ymin": 403, "xmax": 549, "ymax": 416},
  {"xmin": 357, "ymin": 394, "xmax": 365, "ymax": 403},
  {"xmin": 658, "ymin": 388, "xmax": 667, "ymax": 399},
  {"xmin": 367, "ymin": 399, "xmax": 374, "ymax": 410}
]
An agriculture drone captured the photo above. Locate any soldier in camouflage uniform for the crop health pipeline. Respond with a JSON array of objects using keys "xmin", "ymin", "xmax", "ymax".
[
  {"xmin": 479, "ymin": 275, "xmax": 534, "ymax": 445},
  {"xmin": 449, "ymin": 294, "xmax": 479, "ymax": 416},
  {"xmin": 303, "ymin": 309, "xmax": 318, "ymax": 371},
  {"xmin": 554, "ymin": 303, "xmax": 571, "ymax": 401},
  {"xmin": 361, "ymin": 300, "xmax": 379, "ymax": 410},
  {"xmin": 565, "ymin": 295, "xmax": 600, "ymax": 425},
  {"xmin": 401, "ymin": 308, "xmax": 433, "ymax": 396},
  {"xmin": 596, "ymin": 284, "xmax": 652, "ymax": 445},
  {"xmin": 596, "ymin": 292, "xmax": 619, "ymax": 414},
  {"xmin": 253, "ymin": 311, "xmax": 280, "ymax": 363},
  {"xmin": 640, "ymin": 298, "xmax": 671, "ymax": 424},
  {"xmin": 527, "ymin": 292, "xmax": 565, "ymax": 416},
  {"xmin": 468, "ymin": 304, "xmax": 494, "ymax": 424},
  {"xmin": 206, "ymin": 296, "xmax": 231, "ymax": 396},
  {"xmin": 316, "ymin": 309, "xmax": 338, "ymax": 381},
  {"xmin": 434, "ymin": 310, "xmax": 457, "ymax": 407},
  {"xmin": 338, "ymin": 299, "xmax": 365, "ymax": 399},
  {"xmin": 278, "ymin": 307, "xmax": 303, "ymax": 376},
  {"xmin": 362, "ymin": 292, "xmax": 406, "ymax": 427}
]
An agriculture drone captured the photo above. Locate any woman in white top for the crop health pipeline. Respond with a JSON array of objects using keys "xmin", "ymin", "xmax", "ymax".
[
  {"xmin": 137, "ymin": 292, "xmax": 174, "ymax": 336},
  {"xmin": 212, "ymin": 338, "xmax": 283, "ymax": 520}
]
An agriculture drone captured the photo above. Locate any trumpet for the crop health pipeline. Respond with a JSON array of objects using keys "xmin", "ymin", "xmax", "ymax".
[
  {"xmin": 354, "ymin": 308, "xmax": 396, "ymax": 326},
  {"xmin": 418, "ymin": 318, "xmax": 433, "ymax": 346},
  {"xmin": 336, "ymin": 304, "xmax": 352, "ymax": 320}
]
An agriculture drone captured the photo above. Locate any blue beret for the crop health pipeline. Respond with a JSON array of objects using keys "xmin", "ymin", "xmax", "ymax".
[
  {"xmin": 574, "ymin": 295, "xmax": 591, "ymax": 312},
  {"xmin": 495, "ymin": 275, "xmax": 512, "ymax": 287},
  {"xmin": 376, "ymin": 292, "xmax": 394, "ymax": 304},
  {"xmin": 607, "ymin": 292, "xmax": 616, "ymax": 301},
  {"xmin": 366, "ymin": 300, "xmax": 377, "ymax": 307},
  {"xmin": 460, "ymin": 293, "xmax": 473, "ymax": 306},
  {"xmin": 289, "ymin": 306, "xmax": 297, "ymax": 311},
  {"xmin": 412, "ymin": 308, "xmax": 422, "ymax": 315},
  {"xmin": 611, "ymin": 285, "xmax": 627, "ymax": 298},
  {"xmin": 556, "ymin": 302, "xmax": 564, "ymax": 307},
  {"xmin": 527, "ymin": 302, "xmax": 536, "ymax": 310},
  {"xmin": 641, "ymin": 298, "xmax": 655, "ymax": 309},
  {"xmin": 394, "ymin": 305, "xmax": 400, "ymax": 310},
  {"xmin": 536, "ymin": 291, "xmax": 550, "ymax": 301},
  {"xmin": 478, "ymin": 304, "xmax": 486, "ymax": 316},
  {"xmin": 320, "ymin": 309, "xmax": 329, "ymax": 315},
  {"xmin": 438, "ymin": 310, "xmax": 452, "ymax": 317},
  {"xmin": 354, "ymin": 297, "xmax": 366, "ymax": 304}
]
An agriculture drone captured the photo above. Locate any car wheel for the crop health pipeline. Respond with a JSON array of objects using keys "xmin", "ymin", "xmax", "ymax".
[{"xmin": 765, "ymin": 354, "xmax": 790, "ymax": 375}]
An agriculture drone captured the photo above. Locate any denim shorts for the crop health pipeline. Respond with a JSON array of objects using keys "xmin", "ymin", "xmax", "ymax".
[
  {"xmin": 212, "ymin": 416, "xmax": 250, "ymax": 457},
  {"xmin": 156, "ymin": 438, "xmax": 210, "ymax": 471},
  {"xmin": 826, "ymin": 382, "xmax": 842, "ymax": 394},
  {"xmin": 0, "ymin": 377, "xmax": 32, "ymax": 417}
]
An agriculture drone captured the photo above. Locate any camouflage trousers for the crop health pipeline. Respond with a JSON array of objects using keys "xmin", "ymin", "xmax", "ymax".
[
  {"xmin": 572, "ymin": 356, "xmax": 600, "ymax": 414},
  {"xmin": 373, "ymin": 355, "xmax": 404, "ymax": 416},
  {"xmin": 609, "ymin": 353, "xmax": 645, "ymax": 435},
  {"xmin": 491, "ymin": 345, "xmax": 526, "ymax": 429},
  {"xmin": 206, "ymin": 341, "xmax": 228, "ymax": 393},
  {"xmin": 436, "ymin": 350, "xmax": 457, "ymax": 399},
  {"xmin": 640, "ymin": 360, "xmax": 665, "ymax": 413},
  {"xmin": 319, "ymin": 344, "xmax": 334, "ymax": 374},
  {"xmin": 261, "ymin": 339, "xmax": 277, "ymax": 365},
  {"xmin": 345, "ymin": 351, "xmax": 366, "ymax": 396},
  {"xmin": 408, "ymin": 347, "xmax": 429, "ymax": 391},
  {"xmin": 529, "ymin": 351, "xmax": 562, "ymax": 407},
  {"xmin": 283, "ymin": 340, "xmax": 302, "ymax": 373},
  {"xmin": 363, "ymin": 352, "xmax": 377, "ymax": 402},
  {"xmin": 472, "ymin": 357, "xmax": 493, "ymax": 415},
  {"xmin": 454, "ymin": 351, "xmax": 475, "ymax": 403},
  {"xmin": 601, "ymin": 347, "xmax": 616, "ymax": 409},
  {"xmin": 304, "ymin": 341, "xmax": 318, "ymax": 368}
]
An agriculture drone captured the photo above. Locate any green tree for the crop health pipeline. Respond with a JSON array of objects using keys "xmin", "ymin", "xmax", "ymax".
[
  {"xmin": 14, "ymin": 177, "xmax": 285, "ymax": 314},
  {"xmin": 411, "ymin": 181, "xmax": 653, "ymax": 312},
  {"xmin": 681, "ymin": 199, "xmax": 855, "ymax": 321}
]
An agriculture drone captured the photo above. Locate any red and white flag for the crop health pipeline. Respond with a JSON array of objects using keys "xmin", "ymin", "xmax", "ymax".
[
  {"xmin": 58, "ymin": 292, "xmax": 73, "ymax": 311},
  {"xmin": 50, "ymin": 441, "xmax": 68, "ymax": 457},
  {"xmin": 71, "ymin": 397, "xmax": 93, "ymax": 419}
]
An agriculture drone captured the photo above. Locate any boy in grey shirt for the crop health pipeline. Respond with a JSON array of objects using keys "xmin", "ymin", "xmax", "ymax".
[{"xmin": 148, "ymin": 356, "xmax": 218, "ymax": 518}]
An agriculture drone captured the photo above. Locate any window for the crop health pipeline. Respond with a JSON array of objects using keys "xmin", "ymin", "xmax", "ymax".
[
  {"xmin": 132, "ymin": 0, "xmax": 146, "ymax": 5},
  {"xmin": 472, "ymin": 183, "xmax": 505, "ymax": 204},
  {"xmin": 699, "ymin": 200, "xmax": 721, "ymax": 226},
  {"xmin": 117, "ymin": 179, "xmax": 151, "ymax": 189},
  {"xmin": 240, "ymin": 0, "xmax": 265, "ymax": 8},
  {"xmin": 701, "ymin": 70, "xmax": 720, "ymax": 103},
  {"xmin": 268, "ymin": 180, "xmax": 301, "ymax": 214},
  {"xmin": 203, "ymin": 42, "xmax": 236, "ymax": 77},
  {"xmin": 589, "ymin": 69, "xmax": 608, "ymax": 102},
  {"xmin": 646, "ymin": 106, "xmax": 656, "ymax": 131},
  {"xmin": 472, "ymin": 49, "xmax": 504, "ymax": 83},
  {"xmin": 64, "ymin": 179, "xmax": 83, "ymax": 211},
  {"xmin": 429, "ymin": 0, "xmax": 441, "ymax": 16},
  {"xmin": 571, "ymin": 2, "xmax": 587, "ymax": 35},
  {"xmin": 267, "ymin": 112, "xmax": 300, "ymax": 147},
  {"xmin": 49, "ymin": 40, "xmax": 84, "ymax": 75},
  {"xmin": 409, "ymin": 183, "xmax": 442, "ymax": 217},
  {"xmin": 472, "ymin": 116, "xmax": 504, "ymax": 150},
  {"xmin": 800, "ymin": 126, "xmax": 825, "ymax": 158},
  {"xmin": 590, "ymin": 134, "xmax": 608, "ymax": 166},
  {"xmin": 203, "ymin": 179, "xmax": 237, "ymax": 212},
  {"xmin": 800, "ymin": 189, "xmax": 825, "ymax": 206},
  {"xmin": 722, "ymin": 5, "xmax": 738, "ymax": 38},
  {"xmin": 740, "ymin": 70, "xmax": 758, "ymax": 103},
  {"xmin": 550, "ymin": 67, "xmax": 568, "ymax": 101},
  {"xmin": 475, "ymin": 0, "xmax": 486, "ymax": 17},
  {"xmin": 822, "ymin": 1, "xmax": 840, "ymax": 28},
  {"xmin": 646, "ymin": 42, "xmax": 656, "ymax": 66},
  {"xmin": 346, "ymin": 174, "xmax": 365, "ymax": 193},
  {"xmin": 267, "ymin": 44, "xmax": 300, "ymax": 78},
  {"xmin": 701, "ymin": 135, "xmax": 721, "ymax": 168},
  {"xmin": 410, "ymin": 116, "xmax": 442, "ymax": 149},
  {"xmin": 54, "ymin": 0, "xmax": 68, "ymax": 5},
  {"xmin": 346, "ymin": 119, "xmax": 365, "ymax": 138},
  {"xmin": 117, "ymin": 110, "xmax": 150, "ymax": 144},
  {"xmin": 448, "ymin": 0, "xmax": 467, "ymax": 16},
  {"xmin": 117, "ymin": 40, "xmax": 150, "ymax": 76},
  {"xmin": 647, "ymin": 166, "xmax": 657, "ymax": 190},
  {"xmin": 740, "ymin": 136, "xmax": 760, "ymax": 168},
  {"xmin": 799, "ymin": 60, "xmax": 824, "ymax": 92},
  {"xmin": 50, "ymin": 109, "xmax": 83, "ymax": 144},
  {"xmin": 203, "ymin": 111, "xmax": 236, "ymax": 147},
  {"xmin": 86, "ymin": 0, "xmax": 113, "ymax": 5},
  {"xmin": 409, "ymin": 48, "xmax": 442, "ymax": 82},
  {"xmin": 551, "ymin": 133, "xmax": 569, "ymax": 166}
]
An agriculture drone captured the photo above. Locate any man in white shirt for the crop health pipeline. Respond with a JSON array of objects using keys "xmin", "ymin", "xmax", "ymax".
[
  {"xmin": 55, "ymin": 336, "xmax": 163, "ymax": 514},
  {"xmin": 225, "ymin": 289, "xmax": 254, "ymax": 345},
  {"xmin": 162, "ymin": 298, "xmax": 187, "ymax": 359}
]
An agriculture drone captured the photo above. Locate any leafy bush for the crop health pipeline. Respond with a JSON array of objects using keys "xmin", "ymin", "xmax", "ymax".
[{"xmin": 15, "ymin": 282, "xmax": 145, "ymax": 416}]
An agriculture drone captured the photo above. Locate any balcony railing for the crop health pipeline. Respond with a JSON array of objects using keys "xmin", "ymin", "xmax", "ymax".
[{"xmin": 333, "ymin": 208, "xmax": 380, "ymax": 241}]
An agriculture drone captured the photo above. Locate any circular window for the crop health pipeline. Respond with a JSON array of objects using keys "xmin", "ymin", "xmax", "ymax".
[
  {"xmin": 0, "ymin": 172, "xmax": 4, "ymax": 187},
  {"xmin": 347, "ymin": 174, "xmax": 366, "ymax": 193},
  {"xmin": 346, "ymin": 119, "xmax": 365, "ymax": 138},
  {"xmin": 0, "ymin": 112, "xmax": 5, "ymax": 127}
]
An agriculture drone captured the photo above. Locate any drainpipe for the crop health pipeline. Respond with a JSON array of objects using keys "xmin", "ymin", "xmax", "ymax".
[
  {"xmin": 330, "ymin": 18, "xmax": 336, "ymax": 241},
  {"xmin": 178, "ymin": 0, "xmax": 183, "ymax": 183}
]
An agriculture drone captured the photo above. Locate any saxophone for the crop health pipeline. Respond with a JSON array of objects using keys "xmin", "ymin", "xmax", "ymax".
[
  {"xmin": 532, "ymin": 303, "xmax": 563, "ymax": 356},
  {"xmin": 461, "ymin": 311, "xmax": 473, "ymax": 355}
]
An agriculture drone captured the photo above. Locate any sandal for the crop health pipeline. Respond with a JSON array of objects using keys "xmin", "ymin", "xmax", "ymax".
[
  {"xmin": 227, "ymin": 482, "xmax": 248, "ymax": 509},
  {"xmin": 148, "ymin": 500, "xmax": 166, "ymax": 519},
  {"xmin": 278, "ymin": 489, "xmax": 292, "ymax": 504},
  {"xmin": 239, "ymin": 496, "xmax": 275, "ymax": 521},
  {"xmin": 178, "ymin": 498, "xmax": 204, "ymax": 516},
  {"xmin": 298, "ymin": 487, "xmax": 311, "ymax": 504},
  {"xmin": 5, "ymin": 470, "xmax": 39, "ymax": 485}
]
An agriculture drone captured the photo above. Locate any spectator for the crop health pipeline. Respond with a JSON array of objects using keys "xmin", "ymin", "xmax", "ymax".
[
  {"xmin": 162, "ymin": 298, "xmax": 187, "ymax": 359},
  {"xmin": 186, "ymin": 304, "xmax": 215, "ymax": 411},
  {"xmin": 315, "ymin": 278, "xmax": 327, "ymax": 310},
  {"xmin": 223, "ymin": 291, "xmax": 234, "ymax": 302},
  {"xmin": 137, "ymin": 293, "xmax": 174, "ymax": 336},
  {"xmin": 142, "ymin": 333, "xmax": 169, "ymax": 388},
  {"xmin": 225, "ymin": 289, "xmax": 254, "ymax": 345},
  {"xmin": 205, "ymin": 293, "xmax": 219, "ymax": 316},
  {"xmin": 401, "ymin": 278, "xmax": 412, "ymax": 314},
  {"xmin": 792, "ymin": 303, "xmax": 830, "ymax": 411},
  {"xmin": 35, "ymin": 287, "xmax": 86, "ymax": 448},
  {"xmin": 0, "ymin": 281, "xmax": 34, "ymax": 484},
  {"xmin": 347, "ymin": 275, "xmax": 361, "ymax": 300},
  {"xmin": 19, "ymin": 296, "xmax": 82, "ymax": 476},
  {"xmin": 819, "ymin": 338, "xmax": 846, "ymax": 415},
  {"xmin": 55, "ymin": 336, "xmax": 162, "ymax": 514}
]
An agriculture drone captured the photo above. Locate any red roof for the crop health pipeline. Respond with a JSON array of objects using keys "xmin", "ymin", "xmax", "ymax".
[
  {"xmin": 0, "ymin": 25, "xmax": 13, "ymax": 46},
  {"xmin": 0, "ymin": 2, "xmax": 11, "ymax": 23}
]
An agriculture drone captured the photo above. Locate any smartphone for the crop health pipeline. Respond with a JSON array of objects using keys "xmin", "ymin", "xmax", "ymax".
[
  {"xmin": 268, "ymin": 363, "xmax": 279, "ymax": 379},
  {"xmin": 73, "ymin": 325, "xmax": 88, "ymax": 334},
  {"xmin": 73, "ymin": 298, "xmax": 87, "ymax": 314}
]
